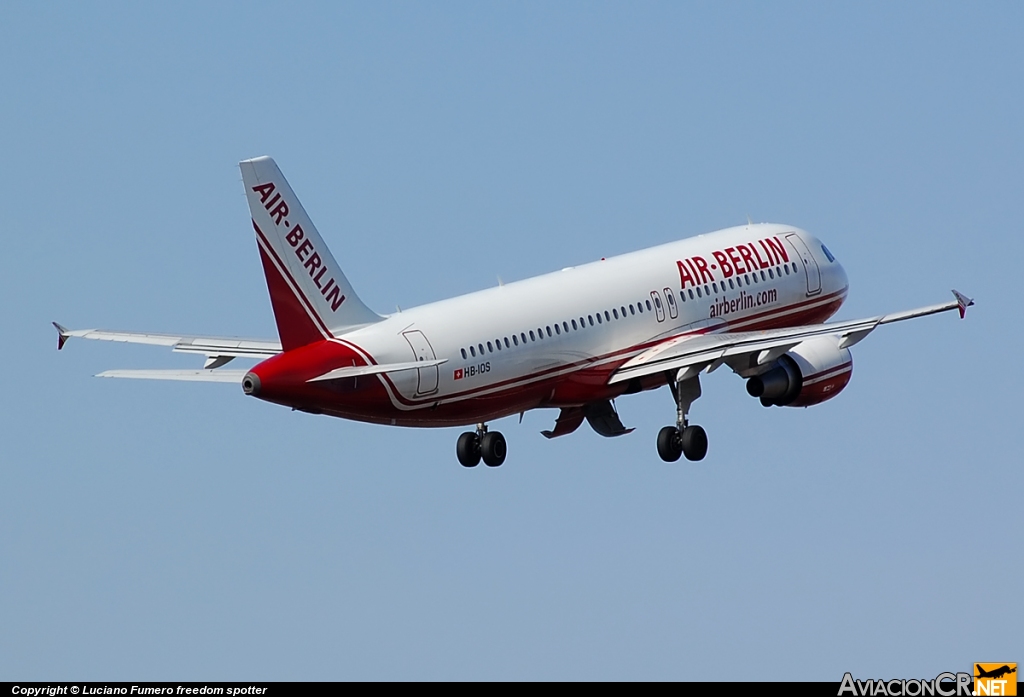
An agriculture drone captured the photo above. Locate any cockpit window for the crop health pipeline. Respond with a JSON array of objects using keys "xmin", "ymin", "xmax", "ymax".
[{"xmin": 821, "ymin": 244, "xmax": 836, "ymax": 263}]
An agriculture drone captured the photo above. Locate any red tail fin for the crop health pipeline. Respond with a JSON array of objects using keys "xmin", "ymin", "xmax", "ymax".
[
  {"xmin": 256, "ymin": 238, "xmax": 325, "ymax": 352},
  {"xmin": 240, "ymin": 156, "xmax": 382, "ymax": 352}
]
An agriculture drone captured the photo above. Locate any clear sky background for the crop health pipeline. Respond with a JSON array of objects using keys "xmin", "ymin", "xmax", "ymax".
[{"xmin": 1, "ymin": 2, "xmax": 1020, "ymax": 681}]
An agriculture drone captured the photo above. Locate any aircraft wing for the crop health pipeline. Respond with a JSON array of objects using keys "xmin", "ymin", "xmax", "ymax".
[
  {"xmin": 54, "ymin": 323, "xmax": 281, "ymax": 363},
  {"xmin": 53, "ymin": 322, "xmax": 448, "ymax": 384},
  {"xmin": 609, "ymin": 290, "xmax": 973, "ymax": 385}
]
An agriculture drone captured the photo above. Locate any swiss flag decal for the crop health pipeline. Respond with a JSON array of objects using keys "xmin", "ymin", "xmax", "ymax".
[{"xmin": 454, "ymin": 369, "xmax": 464, "ymax": 380}]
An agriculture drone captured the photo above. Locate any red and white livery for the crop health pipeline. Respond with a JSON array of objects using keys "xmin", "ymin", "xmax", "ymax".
[{"xmin": 55, "ymin": 157, "xmax": 974, "ymax": 466}]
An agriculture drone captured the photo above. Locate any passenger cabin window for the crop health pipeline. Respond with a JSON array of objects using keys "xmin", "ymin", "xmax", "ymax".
[
  {"xmin": 529, "ymin": 330, "xmax": 536, "ymax": 341},
  {"xmin": 554, "ymin": 324, "xmax": 561, "ymax": 335},
  {"xmin": 646, "ymin": 300, "xmax": 652, "ymax": 311},
  {"xmin": 470, "ymin": 346, "xmax": 476, "ymax": 357},
  {"xmin": 504, "ymin": 337, "xmax": 510, "ymax": 348},
  {"xmin": 461, "ymin": 348, "xmax": 467, "ymax": 359},
  {"xmin": 696, "ymin": 286, "xmax": 702, "ymax": 298},
  {"xmin": 604, "ymin": 310, "xmax": 611, "ymax": 321},
  {"xmin": 588, "ymin": 315, "xmax": 594, "ymax": 326},
  {"xmin": 546, "ymin": 326, "xmax": 552, "ymax": 337},
  {"xmin": 612, "ymin": 308, "xmax": 619, "ymax": 319},
  {"xmin": 572, "ymin": 319, "xmax": 578, "ymax": 330},
  {"xmin": 563, "ymin": 321, "xmax": 569, "ymax": 332},
  {"xmin": 487, "ymin": 341, "xmax": 493, "ymax": 352},
  {"xmin": 597, "ymin": 313, "xmax": 603, "ymax": 324}
]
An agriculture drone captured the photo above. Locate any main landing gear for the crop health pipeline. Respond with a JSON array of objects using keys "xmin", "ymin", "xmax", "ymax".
[
  {"xmin": 456, "ymin": 424, "xmax": 507, "ymax": 468},
  {"xmin": 657, "ymin": 375, "xmax": 708, "ymax": 462}
]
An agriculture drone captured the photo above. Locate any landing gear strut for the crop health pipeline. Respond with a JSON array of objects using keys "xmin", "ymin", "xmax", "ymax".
[
  {"xmin": 657, "ymin": 374, "xmax": 708, "ymax": 462},
  {"xmin": 456, "ymin": 423, "xmax": 507, "ymax": 468}
]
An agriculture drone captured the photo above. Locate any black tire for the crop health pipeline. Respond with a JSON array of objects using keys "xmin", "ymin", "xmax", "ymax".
[
  {"xmin": 657, "ymin": 426, "xmax": 682, "ymax": 462},
  {"xmin": 456, "ymin": 432, "xmax": 481, "ymax": 467},
  {"xmin": 480, "ymin": 431, "xmax": 507, "ymax": 467},
  {"xmin": 681, "ymin": 425, "xmax": 708, "ymax": 461}
]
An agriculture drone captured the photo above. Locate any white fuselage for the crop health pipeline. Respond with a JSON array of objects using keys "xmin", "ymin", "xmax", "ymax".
[{"xmin": 327, "ymin": 223, "xmax": 847, "ymax": 420}]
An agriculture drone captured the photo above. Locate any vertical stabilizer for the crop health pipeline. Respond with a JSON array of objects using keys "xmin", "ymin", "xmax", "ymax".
[{"xmin": 240, "ymin": 157, "xmax": 381, "ymax": 351}]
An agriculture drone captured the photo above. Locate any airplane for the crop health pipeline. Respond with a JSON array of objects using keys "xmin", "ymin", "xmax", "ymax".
[
  {"xmin": 976, "ymin": 665, "xmax": 1016, "ymax": 680},
  {"xmin": 54, "ymin": 156, "xmax": 974, "ymax": 467}
]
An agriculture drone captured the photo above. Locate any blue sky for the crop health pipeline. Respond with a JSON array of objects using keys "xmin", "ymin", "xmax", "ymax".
[{"xmin": 1, "ymin": 2, "xmax": 1020, "ymax": 680}]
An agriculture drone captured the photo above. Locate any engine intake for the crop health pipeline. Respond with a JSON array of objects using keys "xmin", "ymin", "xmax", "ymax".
[
  {"xmin": 745, "ymin": 337, "xmax": 853, "ymax": 408},
  {"xmin": 746, "ymin": 355, "xmax": 802, "ymax": 406}
]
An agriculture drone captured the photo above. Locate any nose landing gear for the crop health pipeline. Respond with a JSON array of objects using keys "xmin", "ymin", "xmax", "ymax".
[
  {"xmin": 456, "ymin": 424, "xmax": 507, "ymax": 468},
  {"xmin": 657, "ymin": 374, "xmax": 708, "ymax": 462}
]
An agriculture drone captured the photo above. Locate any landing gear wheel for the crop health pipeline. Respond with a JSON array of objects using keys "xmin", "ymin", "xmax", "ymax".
[
  {"xmin": 480, "ymin": 431, "xmax": 507, "ymax": 467},
  {"xmin": 681, "ymin": 425, "xmax": 708, "ymax": 461},
  {"xmin": 456, "ymin": 432, "xmax": 481, "ymax": 468},
  {"xmin": 657, "ymin": 426, "xmax": 683, "ymax": 462}
]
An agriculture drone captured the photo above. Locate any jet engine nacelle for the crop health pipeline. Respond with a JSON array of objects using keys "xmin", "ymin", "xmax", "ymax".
[{"xmin": 745, "ymin": 337, "xmax": 853, "ymax": 407}]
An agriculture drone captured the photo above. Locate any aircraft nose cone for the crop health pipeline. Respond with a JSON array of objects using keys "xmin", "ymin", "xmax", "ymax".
[{"xmin": 242, "ymin": 372, "xmax": 261, "ymax": 396}]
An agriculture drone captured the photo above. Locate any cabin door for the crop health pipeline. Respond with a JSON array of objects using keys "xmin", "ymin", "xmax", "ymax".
[
  {"xmin": 785, "ymin": 233, "xmax": 822, "ymax": 296},
  {"xmin": 402, "ymin": 330, "xmax": 439, "ymax": 396}
]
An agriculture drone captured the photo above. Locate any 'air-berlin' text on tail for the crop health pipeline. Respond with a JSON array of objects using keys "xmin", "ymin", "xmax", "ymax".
[{"xmin": 240, "ymin": 156, "xmax": 381, "ymax": 351}]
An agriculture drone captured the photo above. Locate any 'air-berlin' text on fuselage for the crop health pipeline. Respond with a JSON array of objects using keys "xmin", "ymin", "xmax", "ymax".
[
  {"xmin": 677, "ymin": 235, "xmax": 790, "ymax": 289},
  {"xmin": 251, "ymin": 181, "xmax": 346, "ymax": 312}
]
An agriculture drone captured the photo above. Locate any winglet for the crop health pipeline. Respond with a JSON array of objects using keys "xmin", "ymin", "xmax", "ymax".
[
  {"xmin": 952, "ymin": 290, "xmax": 974, "ymax": 319},
  {"xmin": 53, "ymin": 322, "xmax": 70, "ymax": 350}
]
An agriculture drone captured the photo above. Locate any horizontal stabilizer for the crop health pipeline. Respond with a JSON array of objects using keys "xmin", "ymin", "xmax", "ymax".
[
  {"xmin": 96, "ymin": 369, "xmax": 248, "ymax": 383},
  {"xmin": 307, "ymin": 359, "xmax": 447, "ymax": 383}
]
